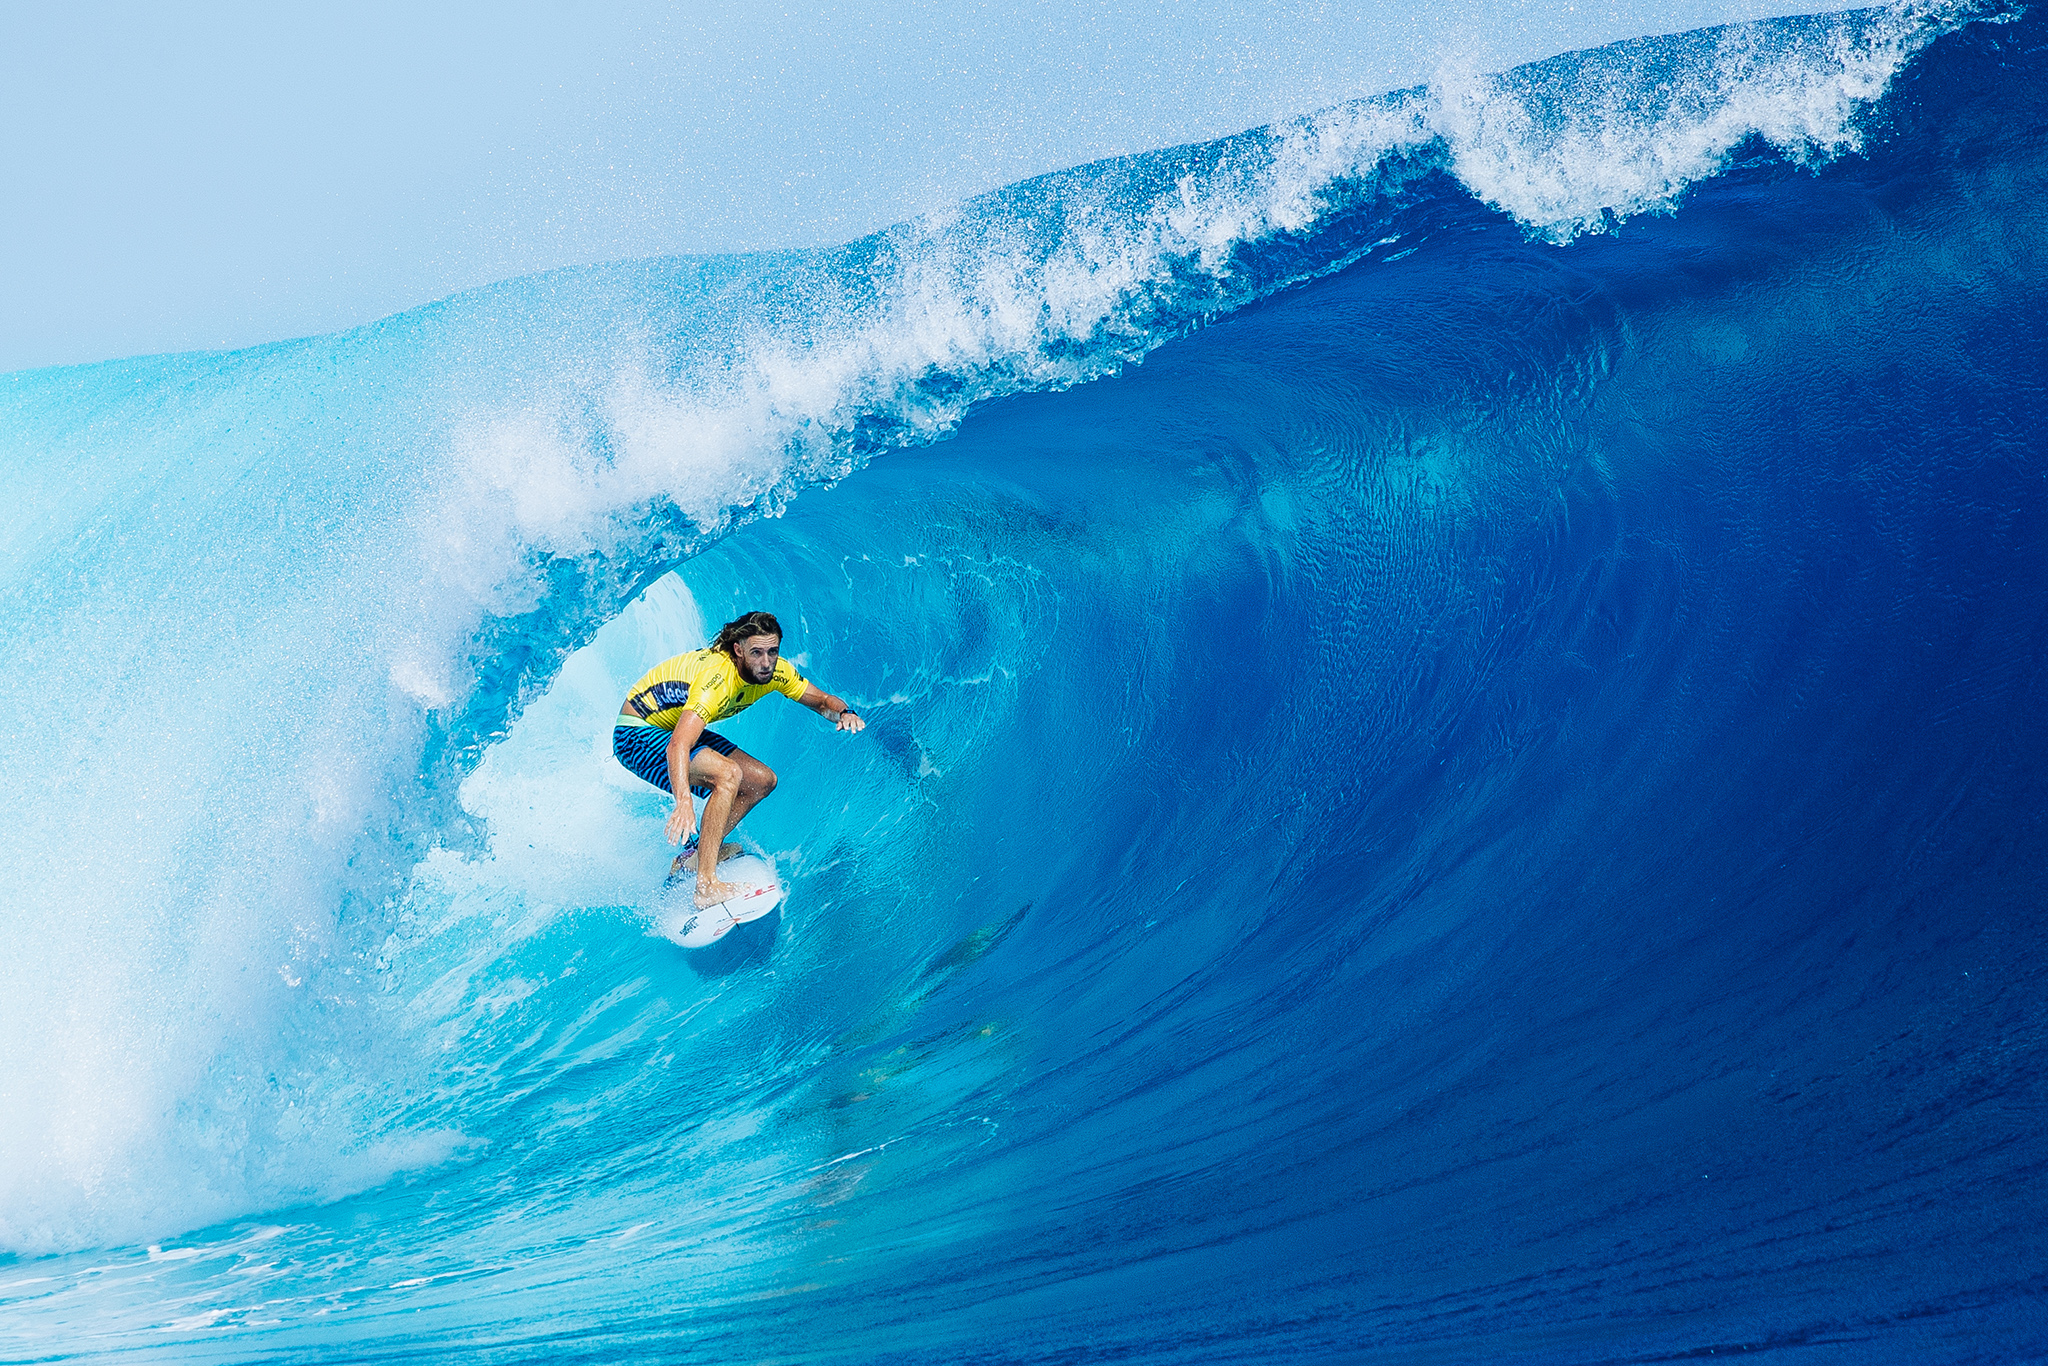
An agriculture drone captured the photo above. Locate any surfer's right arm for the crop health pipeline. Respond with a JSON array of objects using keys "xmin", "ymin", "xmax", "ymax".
[{"xmin": 664, "ymin": 712, "xmax": 706, "ymax": 845}]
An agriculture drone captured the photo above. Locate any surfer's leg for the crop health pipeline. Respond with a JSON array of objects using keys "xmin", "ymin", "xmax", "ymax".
[
  {"xmin": 677, "ymin": 735, "xmax": 767, "ymax": 869},
  {"xmin": 723, "ymin": 747, "xmax": 779, "ymax": 829},
  {"xmin": 681, "ymin": 755, "xmax": 775, "ymax": 870},
  {"xmin": 685, "ymin": 747, "xmax": 747, "ymax": 906},
  {"xmin": 684, "ymin": 747, "xmax": 777, "ymax": 869}
]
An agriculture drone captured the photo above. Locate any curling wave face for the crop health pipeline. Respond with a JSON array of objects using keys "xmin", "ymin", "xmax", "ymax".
[{"xmin": 4, "ymin": 4, "xmax": 2047, "ymax": 1361}]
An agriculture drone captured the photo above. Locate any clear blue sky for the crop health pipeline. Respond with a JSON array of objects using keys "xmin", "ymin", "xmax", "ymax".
[{"xmin": 3, "ymin": 0, "xmax": 1845, "ymax": 373}]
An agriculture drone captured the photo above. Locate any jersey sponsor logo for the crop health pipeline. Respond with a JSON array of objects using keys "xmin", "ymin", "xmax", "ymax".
[{"xmin": 627, "ymin": 679, "xmax": 692, "ymax": 719}]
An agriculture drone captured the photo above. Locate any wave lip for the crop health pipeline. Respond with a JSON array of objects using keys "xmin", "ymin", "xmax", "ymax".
[
  {"xmin": 707, "ymin": 1, "xmax": 1995, "ymax": 482},
  {"xmin": 1430, "ymin": 1, "xmax": 1991, "ymax": 238}
]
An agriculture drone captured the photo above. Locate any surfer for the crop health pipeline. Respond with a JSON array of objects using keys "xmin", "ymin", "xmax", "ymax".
[{"xmin": 613, "ymin": 609, "xmax": 865, "ymax": 907}]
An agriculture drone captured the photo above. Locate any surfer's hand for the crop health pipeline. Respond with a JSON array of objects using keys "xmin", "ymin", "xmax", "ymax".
[
  {"xmin": 835, "ymin": 708, "xmax": 864, "ymax": 734},
  {"xmin": 665, "ymin": 800, "xmax": 695, "ymax": 846}
]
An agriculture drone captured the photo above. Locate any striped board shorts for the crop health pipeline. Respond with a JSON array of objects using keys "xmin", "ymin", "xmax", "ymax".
[{"xmin": 612, "ymin": 723, "xmax": 738, "ymax": 798}]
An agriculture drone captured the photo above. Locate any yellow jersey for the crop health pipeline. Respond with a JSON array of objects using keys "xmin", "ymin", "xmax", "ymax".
[{"xmin": 618, "ymin": 648, "xmax": 810, "ymax": 732}]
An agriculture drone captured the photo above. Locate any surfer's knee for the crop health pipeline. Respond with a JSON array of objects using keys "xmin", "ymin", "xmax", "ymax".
[
  {"xmin": 701, "ymin": 753, "xmax": 742, "ymax": 795},
  {"xmin": 737, "ymin": 755, "xmax": 777, "ymax": 798}
]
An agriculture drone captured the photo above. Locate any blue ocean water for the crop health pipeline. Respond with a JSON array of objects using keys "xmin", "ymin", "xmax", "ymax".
[{"xmin": 4, "ymin": 4, "xmax": 2047, "ymax": 1361}]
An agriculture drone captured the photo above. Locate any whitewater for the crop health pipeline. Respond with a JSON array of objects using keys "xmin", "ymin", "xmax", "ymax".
[{"xmin": 4, "ymin": 3, "xmax": 2046, "ymax": 1360}]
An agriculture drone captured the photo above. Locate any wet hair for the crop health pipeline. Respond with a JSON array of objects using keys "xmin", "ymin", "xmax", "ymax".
[{"xmin": 711, "ymin": 610, "xmax": 783, "ymax": 656}]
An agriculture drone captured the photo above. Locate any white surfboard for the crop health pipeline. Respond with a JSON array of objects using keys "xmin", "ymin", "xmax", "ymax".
[{"xmin": 654, "ymin": 852, "xmax": 784, "ymax": 948}]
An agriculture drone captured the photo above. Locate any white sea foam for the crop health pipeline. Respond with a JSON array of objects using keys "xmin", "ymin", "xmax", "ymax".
[{"xmin": 1429, "ymin": 2, "xmax": 1978, "ymax": 240}]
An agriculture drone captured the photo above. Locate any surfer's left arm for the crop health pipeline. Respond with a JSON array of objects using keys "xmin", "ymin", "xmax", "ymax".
[{"xmin": 797, "ymin": 682, "xmax": 864, "ymax": 734}]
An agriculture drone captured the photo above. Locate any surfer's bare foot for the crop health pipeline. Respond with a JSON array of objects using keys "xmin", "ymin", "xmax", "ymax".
[
  {"xmin": 680, "ymin": 840, "xmax": 744, "ymax": 872},
  {"xmin": 694, "ymin": 876, "xmax": 749, "ymax": 909}
]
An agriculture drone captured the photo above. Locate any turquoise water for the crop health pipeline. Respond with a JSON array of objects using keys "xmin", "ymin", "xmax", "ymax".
[{"xmin": 4, "ymin": 5, "xmax": 2047, "ymax": 1360}]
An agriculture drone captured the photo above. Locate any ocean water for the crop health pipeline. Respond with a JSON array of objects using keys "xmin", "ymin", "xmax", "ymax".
[{"xmin": 4, "ymin": 4, "xmax": 2047, "ymax": 1361}]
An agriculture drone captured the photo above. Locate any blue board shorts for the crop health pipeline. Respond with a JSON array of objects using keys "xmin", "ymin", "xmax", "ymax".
[{"xmin": 612, "ymin": 723, "xmax": 738, "ymax": 798}]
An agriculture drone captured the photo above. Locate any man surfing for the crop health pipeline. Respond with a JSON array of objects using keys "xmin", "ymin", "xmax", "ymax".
[{"xmin": 613, "ymin": 609, "xmax": 865, "ymax": 908}]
